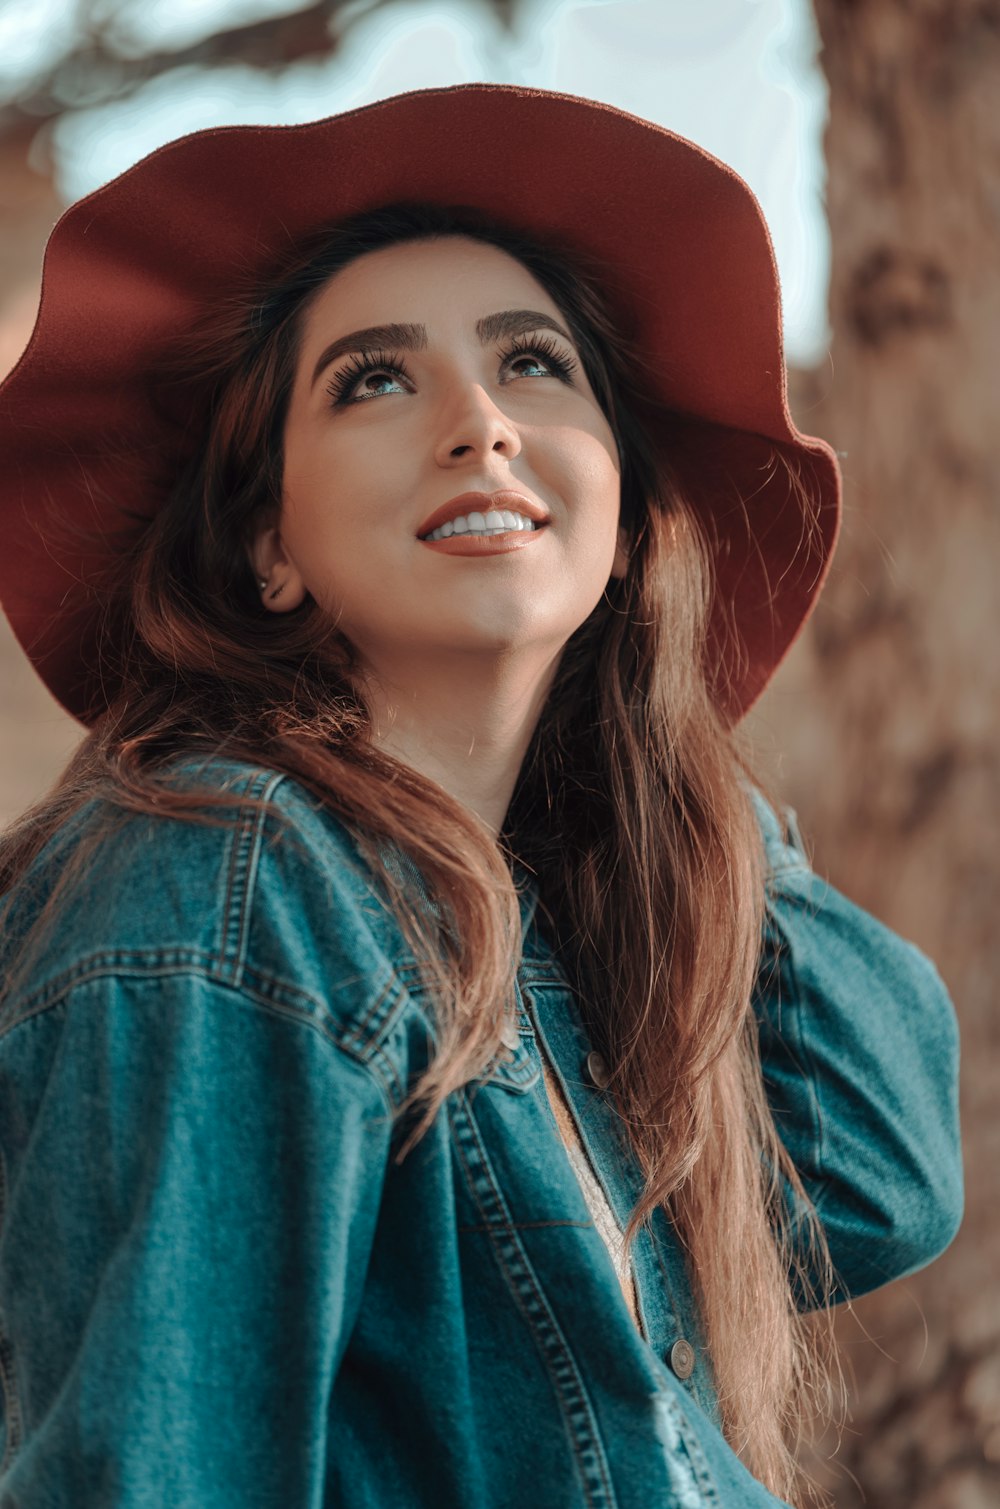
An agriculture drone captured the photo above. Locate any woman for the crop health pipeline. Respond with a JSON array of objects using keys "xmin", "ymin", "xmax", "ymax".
[{"xmin": 0, "ymin": 86, "xmax": 962, "ymax": 1508}]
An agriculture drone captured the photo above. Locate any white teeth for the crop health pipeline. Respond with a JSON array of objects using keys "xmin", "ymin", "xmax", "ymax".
[{"xmin": 423, "ymin": 511, "xmax": 541, "ymax": 543}]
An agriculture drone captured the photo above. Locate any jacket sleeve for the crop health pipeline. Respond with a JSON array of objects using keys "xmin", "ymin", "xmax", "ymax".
[
  {"xmin": 748, "ymin": 788, "xmax": 964, "ymax": 1307},
  {"xmin": 0, "ymin": 970, "xmax": 392, "ymax": 1507}
]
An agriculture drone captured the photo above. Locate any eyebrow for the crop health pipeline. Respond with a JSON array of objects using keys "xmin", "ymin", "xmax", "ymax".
[{"xmin": 310, "ymin": 308, "xmax": 575, "ymax": 390}]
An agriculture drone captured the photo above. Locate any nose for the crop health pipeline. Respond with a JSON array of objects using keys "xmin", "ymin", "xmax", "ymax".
[{"xmin": 432, "ymin": 380, "xmax": 522, "ymax": 467}]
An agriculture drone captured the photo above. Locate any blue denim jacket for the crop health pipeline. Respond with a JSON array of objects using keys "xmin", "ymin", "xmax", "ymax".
[{"xmin": 0, "ymin": 758, "xmax": 963, "ymax": 1507}]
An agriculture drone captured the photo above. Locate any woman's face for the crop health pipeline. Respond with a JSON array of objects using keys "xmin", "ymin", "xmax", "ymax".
[{"xmin": 260, "ymin": 235, "xmax": 626, "ymax": 683}]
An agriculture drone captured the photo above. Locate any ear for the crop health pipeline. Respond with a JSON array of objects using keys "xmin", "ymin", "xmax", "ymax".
[
  {"xmin": 609, "ymin": 523, "xmax": 631, "ymax": 581},
  {"xmin": 248, "ymin": 515, "xmax": 308, "ymax": 613}
]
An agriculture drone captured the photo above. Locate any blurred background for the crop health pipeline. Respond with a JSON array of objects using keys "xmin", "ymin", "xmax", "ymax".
[{"xmin": 0, "ymin": 1, "xmax": 996, "ymax": 1504}]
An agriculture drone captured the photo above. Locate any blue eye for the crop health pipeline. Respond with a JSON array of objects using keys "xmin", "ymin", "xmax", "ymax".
[
  {"xmin": 325, "ymin": 333, "xmax": 578, "ymax": 407},
  {"xmin": 325, "ymin": 348, "xmax": 408, "ymax": 406},
  {"xmin": 500, "ymin": 333, "xmax": 578, "ymax": 384}
]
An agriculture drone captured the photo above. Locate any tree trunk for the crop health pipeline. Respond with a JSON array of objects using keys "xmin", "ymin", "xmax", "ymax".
[
  {"xmin": 748, "ymin": 3, "xmax": 1000, "ymax": 1504},
  {"xmin": 0, "ymin": 126, "xmax": 82, "ymax": 825}
]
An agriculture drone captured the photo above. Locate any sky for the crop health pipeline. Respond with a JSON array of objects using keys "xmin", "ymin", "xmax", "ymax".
[{"xmin": 1, "ymin": 0, "xmax": 830, "ymax": 365}]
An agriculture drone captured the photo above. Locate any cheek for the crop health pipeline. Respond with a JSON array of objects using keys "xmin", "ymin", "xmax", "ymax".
[
  {"xmin": 560, "ymin": 428, "xmax": 621, "ymax": 515},
  {"xmin": 283, "ymin": 431, "xmax": 401, "ymax": 530},
  {"xmin": 278, "ymin": 484, "xmax": 348, "ymax": 592},
  {"xmin": 281, "ymin": 445, "xmax": 344, "ymax": 542},
  {"xmin": 279, "ymin": 485, "xmax": 322, "ymax": 557}
]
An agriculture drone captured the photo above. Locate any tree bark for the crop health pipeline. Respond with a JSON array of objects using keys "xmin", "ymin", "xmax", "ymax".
[
  {"xmin": 0, "ymin": 125, "xmax": 83, "ymax": 825},
  {"xmin": 748, "ymin": 3, "xmax": 1000, "ymax": 1504}
]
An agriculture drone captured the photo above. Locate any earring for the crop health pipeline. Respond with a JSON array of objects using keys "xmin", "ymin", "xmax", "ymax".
[{"xmin": 257, "ymin": 577, "xmax": 267, "ymax": 591}]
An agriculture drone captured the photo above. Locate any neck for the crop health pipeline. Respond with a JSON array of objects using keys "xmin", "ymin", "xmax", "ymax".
[{"xmin": 363, "ymin": 647, "xmax": 562, "ymax": 838}]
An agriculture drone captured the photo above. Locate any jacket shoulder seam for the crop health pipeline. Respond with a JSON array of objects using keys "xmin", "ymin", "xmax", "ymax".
[
  {"xmin": 217, "ymin": 766, "xmax": 288, "ymax": 985},
  {"xmin": 758, "ymin": 903, "xmax": 830, "ymax": 1194},
  {"xmin": 0, "ymin": 960, "xmax": 398, "ymax": 1113}
]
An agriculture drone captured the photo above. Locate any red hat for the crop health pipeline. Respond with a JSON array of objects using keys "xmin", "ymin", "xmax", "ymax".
[{"xmin": 0, "ymin": 83, "xmax": 840, "ymax": 727}]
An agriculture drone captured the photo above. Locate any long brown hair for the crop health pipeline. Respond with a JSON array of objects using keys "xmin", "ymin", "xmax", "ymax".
[{"xmin": 0, "ymin": 203, "xmax": 840, "ymax": 1504}]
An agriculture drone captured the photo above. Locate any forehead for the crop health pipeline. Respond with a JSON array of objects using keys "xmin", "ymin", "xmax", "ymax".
[{"xmin": 300, "ymin": 235, "xmax": 559, "ymax": 335}]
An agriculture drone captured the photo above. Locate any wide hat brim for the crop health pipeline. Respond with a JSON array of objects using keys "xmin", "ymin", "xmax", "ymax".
[{"xmin": 0, "ymin": 82, "xmax": 840, "ymax": 727}]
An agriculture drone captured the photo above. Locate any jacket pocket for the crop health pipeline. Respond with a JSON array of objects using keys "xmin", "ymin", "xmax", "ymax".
[{"xmin": 473, "ymin": 1023, "xmax": 541, "ymax": 1094}]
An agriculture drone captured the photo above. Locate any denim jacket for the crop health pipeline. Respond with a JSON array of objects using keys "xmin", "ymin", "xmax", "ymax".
[{"xmin": 0, "ymin": 758, "xmax": 963, "ymax": 1508}]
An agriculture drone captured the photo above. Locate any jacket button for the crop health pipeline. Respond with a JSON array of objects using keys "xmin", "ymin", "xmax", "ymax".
[
  {"xmin": 669, "ymin": 1338, "xmax": 696, "ymax": 1380},
  {"xmin": 583, "ymin": 1051, "xmax": 611, "ymax": 1089}
]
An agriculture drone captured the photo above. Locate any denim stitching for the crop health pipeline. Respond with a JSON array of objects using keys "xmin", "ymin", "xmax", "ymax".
[
  {"xmin": 0, "ymin": 1148, "xmax": 23, "ymax": 1474},
  {"xmin": 765, "ymin": 905, "xmax": 828, "ymax": 1185},
  {"xmin": 216, "ymin": 778, "xmax": 251, "ymax": 982},
  {"xmin": 365, "ymin": 1035, "xmax": 404, "ymax": 1107},
  {"xmin": 523, "ymin": 981, "xmax": 719, "ymax": 1415},
  {"xmin": 0, "ymin": 1332, "xmax": 20, "ymax": 1474},
  {"xmin": 401, "ymin": 976, "xmax": 541, "ymax": 1094},
  {"xmin": 338, "ymin": 977, "xmax": 403, "ymax": 1052},
  {"xmin": 646, "ymin": 1226, "xmax": 722, "ymax": 1420},
  {"xmin": 449, "ymin": 1090, "xmax": 618, "ymax": 1509},
  {"xmin": 524, "ymin": 988, "xmax": 636, "ymax": 1229},
  {"xmin": 661, "ymin": 1389, "xmax": 721, "ymax": 1507},
  {"xmin": 647, "ymin": 1222, "xmax": 683, "ymax": 1335},
  {"xmin": 457, "ymin": 1219, "xmax": 594, "ymax": 1234},
  {"xmin": 518, "ymin": 959, "xmax": 567, "ymax": 988},
  {"xmin": 4, "ymin": 949, "xmax": 225, "ymax": 1023},
  {"xmin": 217, "ymin": 770, "xmax": 284, "ymax": 984},
  {"xmin": 1, "ymin": 947, "xmax": 414, "ymax": 1069},
  {"xmin": 0, "ymin": 962, "xmax": 396, "ymax": 1103},
  {"xmin": 469, "ymin": 1048, "xmax": 541, "ymax": 1096}
]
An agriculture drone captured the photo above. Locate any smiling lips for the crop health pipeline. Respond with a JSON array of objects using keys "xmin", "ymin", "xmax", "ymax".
[
  {"xmin": 416, "ymin": 488, "xmax": 550, "ymax": 539},
  {"xmin": 420, "ymin": 527, "xmax": 547, "ymax": 558}
]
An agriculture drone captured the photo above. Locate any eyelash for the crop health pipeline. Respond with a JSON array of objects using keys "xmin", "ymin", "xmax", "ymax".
[{"xmin": 324, "ymin": 333, "xmax": 579, "ymax": 407}]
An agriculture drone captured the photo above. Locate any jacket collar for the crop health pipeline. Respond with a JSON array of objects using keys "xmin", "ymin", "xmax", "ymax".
[{"xmin": 379, "ymin": 842, "xmax": 540, "ymax": 948}]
